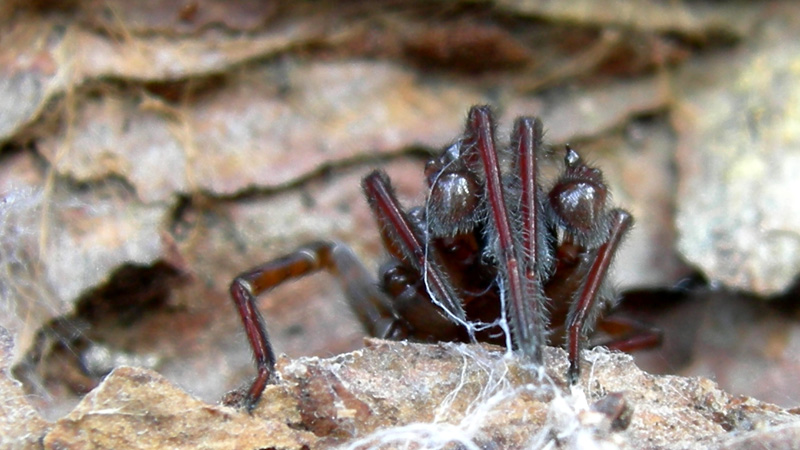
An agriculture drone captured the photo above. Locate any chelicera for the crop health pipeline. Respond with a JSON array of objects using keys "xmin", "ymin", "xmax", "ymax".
[{"xmin": 230, "ymin": 105, "xmax": 657, "ymax": 411}]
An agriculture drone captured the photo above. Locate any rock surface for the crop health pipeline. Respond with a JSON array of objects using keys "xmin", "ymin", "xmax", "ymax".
[
  {"xmin": 0, "ymin": 327, "xmax": 47, "ymax": 450},
  {"xmin": 3, "ymin": 0, "xmax": 800, "ymax": 432},
  {"xmin": 673, "ymin": 10, "xmax": 800, "ymax": 295},
  {"xmin": 34, "ymin": 339, "xmax": 800, "ymax": 449}
]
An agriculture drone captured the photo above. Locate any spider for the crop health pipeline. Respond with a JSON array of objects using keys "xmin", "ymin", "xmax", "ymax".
[{"xmin": 230, "ymin": 105, "xmax": 656, "ymax": 411}]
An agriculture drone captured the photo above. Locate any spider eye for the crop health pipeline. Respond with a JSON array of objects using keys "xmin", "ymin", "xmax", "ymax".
[{"xmin": 550, "ymin": 180, "xmax": 607, "ymax": 234}]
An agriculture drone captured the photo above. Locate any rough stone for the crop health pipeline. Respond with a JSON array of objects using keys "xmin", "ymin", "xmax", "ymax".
[
  {"xmin": 35, "ymin": 340, "xmax": 800, "ymax": 450},
  {"xmin": 673, "ymin": 9, "xmax": 800, "ymax": 295},
  {"xmin": 0, "ymin": 326, "xmax": 49, "ymax": 450}
]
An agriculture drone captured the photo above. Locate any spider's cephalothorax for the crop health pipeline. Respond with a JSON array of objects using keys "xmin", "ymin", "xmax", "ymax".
[{"xmin": 230, "ymin": 106, "xmax": 642, "ymax": 411}]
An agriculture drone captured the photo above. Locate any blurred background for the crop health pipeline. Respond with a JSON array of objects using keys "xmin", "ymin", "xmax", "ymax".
[{"xmin": 1, "ymin": 0, "xmax": 799, "ymax": 421}]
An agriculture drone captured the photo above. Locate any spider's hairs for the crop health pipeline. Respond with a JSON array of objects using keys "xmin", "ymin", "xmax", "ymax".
[
  {"xmin": 349, "ymin": 122, "xmax": 625, "ymax": 448},
  {"xmin": 567, "ymin": 257, "xmax": 625, "ymax": 340},
  {"xmin": 421, "ymin": 118, "xmax": 625, "ymax": 351},
  {"xmin": 502, "ymin": 135, "xmax": 627, "ymax": 344},
  {"xmin": 417, "ymin": 107, "xmax": 495, "ymax": 330},
  {"xmin": 490, "ymin": 129, "xmax": 558, "ymax": 353},
  {"xmin": 417, "ymin": 121, "xmax": 560, "ymax": 353},
  {"xmin": 420, "ymin": 149, "xmax": 502, "ymax": 341},
  {"xmin": 416, "ymin": 125, "xmax": 537, "ymax": 347},
  {"xmin": 553, "ymin": 150, "xmax": 618, "ymax": 251},
  {"xmin": 503, "ymin": 122, "xmax": 559, "ymax": 284}
]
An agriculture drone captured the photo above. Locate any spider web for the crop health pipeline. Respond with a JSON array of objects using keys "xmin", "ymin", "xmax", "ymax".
[
  {"xmin": 0, "ymin": 188, "xmax": 59, "ymax": 356},
  {"xmin": 419, "ymin": 151, "xmax": 512, "ymax": 347},
  {"xmin": 336, "ymin": 343, "xmax": 621, "ymax": 450},
  {"xmin": 0, "ymin": 186, "xmax": 87, "ymax": 413},
  {"xmin": 0, "ymin": 184, "xmax": 143, "ymax": 418}
]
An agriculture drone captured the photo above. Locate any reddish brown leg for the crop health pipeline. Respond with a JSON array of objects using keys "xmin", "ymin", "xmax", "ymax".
[
  {"xmin": 594, "ymin": 316, "xmax": 663, "ymax": 353},
  {"xmin": 514, "ymin": 117, "xmax": 546, "ymax": 278},
  {"xmin": 566, "ymin": 209, "xmax": 633, "ymax": 384},
  {"xmin": 230, "ymin": 241, "xmax": 395, "ymax": 411},
  {"xmin": 513, "ymin": 116, "xmax": 552, "ymax": 353},
  {"xmin": 362, "ymin": 171, "xmax": 467, "ymax": 323},
  {"xmin": 466, "ymin": 107, "xmax": 544, "ymax": 362}
]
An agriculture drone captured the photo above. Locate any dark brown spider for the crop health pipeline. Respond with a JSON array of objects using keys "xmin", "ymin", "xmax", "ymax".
[{"xmin": 230, "ymin": 105, "xmax": 655, "ymax": 411}]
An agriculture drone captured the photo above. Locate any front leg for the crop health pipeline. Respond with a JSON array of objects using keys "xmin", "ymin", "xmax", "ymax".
[
  {"xmin": 229, "ymin": 241, "xmax": 395, "ymax": 411},
  {"xmin": 566, "ymin": 209, "xmax": 633, "ymax": 384}
]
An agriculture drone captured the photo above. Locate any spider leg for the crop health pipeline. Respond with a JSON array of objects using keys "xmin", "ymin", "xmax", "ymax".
[
  {"xmin": 230, "ymin": 240, "xmax": 396, "ymax": 411},
  {"xmin": 565, "ymin": 208, "xmax": 633, "ymax": 384},
  {"xmin": 380, "ymin": 261, "xmax": 465, "ymax": 341},
  {"xmin": 512, "ymin": 116, "xmax": 554, "ymax": 345},
  {"xmin": 466, "ymin": 106, "xmax": 544, "ymax": 362},
  {"xmin": 362, "ymin": 171, "xmax": 468, "ymax": 324},
  {"xmin": 514, "ymin": 117, "xmax": 548, "ymax": 279},
  {"xmin": 593, "ymin": 315, "xmax": 663, "ymax": 353}
]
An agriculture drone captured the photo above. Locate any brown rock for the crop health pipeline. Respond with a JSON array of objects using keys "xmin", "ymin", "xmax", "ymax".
[
  {"xmin": 0, "ymin": 326, "xmax": 48, "ymax": 450},
  {"xmin": 36, "ymin": 340, "xmax": 800, "ymax": 449},
  {"xmin": 45, "ymin": 366, "xmax": 314, "ymax": 450},
  {"xmin": 673, "ymin": 8, "xmax": 800, "ymax": 295}
]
